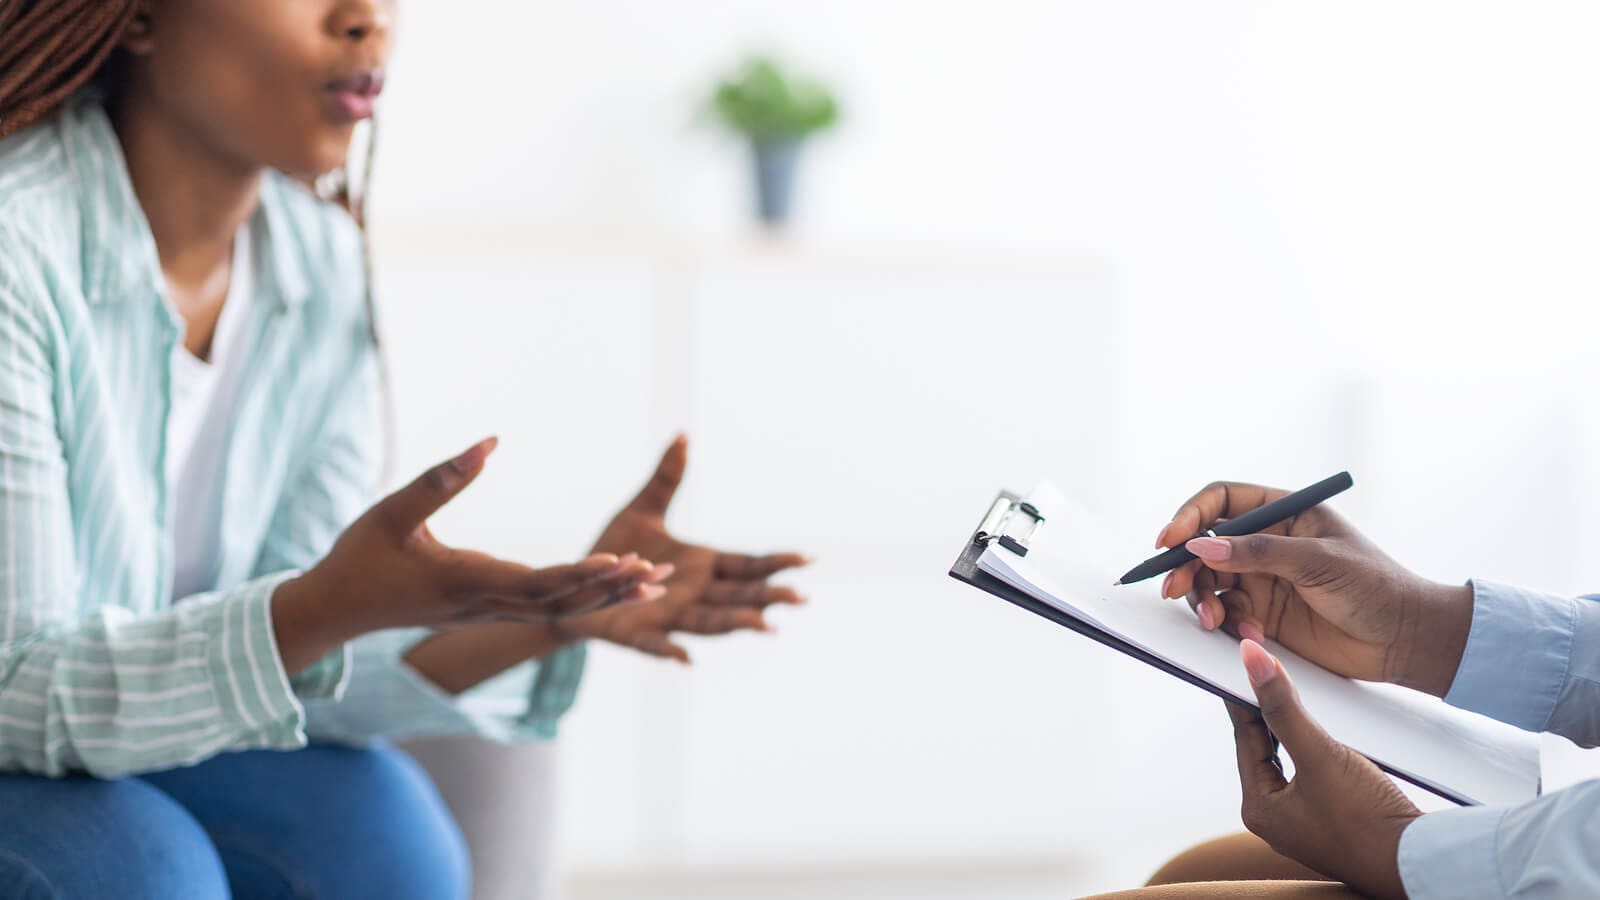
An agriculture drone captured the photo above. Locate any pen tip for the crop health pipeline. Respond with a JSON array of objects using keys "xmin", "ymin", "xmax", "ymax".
[{"xmin": 1111, "ymin": 580, "xmax": 1123, "ymax": 587}]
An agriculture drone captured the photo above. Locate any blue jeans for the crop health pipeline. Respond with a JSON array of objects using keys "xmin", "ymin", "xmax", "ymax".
[{"xmin": 0, "ymin": 743, "xmax": 469, "ymax": 900}]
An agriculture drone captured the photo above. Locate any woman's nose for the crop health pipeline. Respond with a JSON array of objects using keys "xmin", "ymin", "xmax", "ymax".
[{"xmin": 328, "ymin": 0, "xmax": 394, "ymax": 44}]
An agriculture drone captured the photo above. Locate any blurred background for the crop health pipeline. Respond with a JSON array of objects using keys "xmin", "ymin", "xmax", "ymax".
[{"xmin": 363, "ymin": 1, "xmax": 1600, "ymax": 897}]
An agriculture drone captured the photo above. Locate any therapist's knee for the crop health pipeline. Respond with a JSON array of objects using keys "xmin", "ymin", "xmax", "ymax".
[{"xmin": 0, "ymin": 774, "xmax": 226, "ymax": 899}]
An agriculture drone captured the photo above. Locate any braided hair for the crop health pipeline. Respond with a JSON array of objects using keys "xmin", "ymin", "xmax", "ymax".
[
  {"xmin": 0, "ymin": 0, "xmax": 139, "ymax": 140},
  {"xmin": 1, "ymin": 0, "xmax": 393, "ymax": 480}
]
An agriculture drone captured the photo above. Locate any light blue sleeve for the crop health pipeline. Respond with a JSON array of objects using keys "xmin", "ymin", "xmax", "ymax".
[
  {"xmin": 1397, "ymin": 580, "xmax": 1600, "ymax": 898},
  {"xmin": 1400, "ymin": 781, "xmax": 1600, "ymax": 899},
  {"xmin": 1444, "ymin": 580, "xmax": 1600, "ymax": 746}
]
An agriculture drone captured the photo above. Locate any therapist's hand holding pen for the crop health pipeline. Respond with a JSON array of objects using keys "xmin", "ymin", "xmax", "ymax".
[
  {"xmin": 1154, "ymin": 481, "xmax": 1475, "ymax": 697},
  {"xmin": 1151, "ymin": 480, "xmax": 1471, "ymax": 900}
]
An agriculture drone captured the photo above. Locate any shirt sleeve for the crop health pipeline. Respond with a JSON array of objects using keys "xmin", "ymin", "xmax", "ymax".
[
  {"xmin": 0, "ymin": 285, "xmax": 322, "ymax": 777},
  {"xmin": 252, "ymin": 283, "xmax": 585, "ymax": 747},
  {"xmin": 1444, "ymin": 580, "xmax": 1600, "ymax": 747},
  {"xmin": 1397, "ymin": 580, "xmax": 1600, "ymax": 897},
  {"xmin": 1399, "ymin": 779, "xmax": 1600, "ymax": 899}
]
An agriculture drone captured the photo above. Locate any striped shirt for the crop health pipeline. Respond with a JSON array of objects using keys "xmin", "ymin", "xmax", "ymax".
[{"xmin": 0, "ymin": 98, "xmax": 584, "ymax": 778}]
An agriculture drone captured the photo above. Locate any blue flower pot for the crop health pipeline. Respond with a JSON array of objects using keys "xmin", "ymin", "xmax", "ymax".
[{"xmin": 752, "ymin": 139, "xmax": 802, "ymax": 227}]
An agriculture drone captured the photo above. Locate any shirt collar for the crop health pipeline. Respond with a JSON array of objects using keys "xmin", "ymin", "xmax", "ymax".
[{"xmin": 69, "ymin": 99, "xmax": 312, "ymax": 311}]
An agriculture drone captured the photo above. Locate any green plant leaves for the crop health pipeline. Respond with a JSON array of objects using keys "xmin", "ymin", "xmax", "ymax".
[{"xmin": 710, "ymin": 57, "xmax": 839, "ymax": 144}]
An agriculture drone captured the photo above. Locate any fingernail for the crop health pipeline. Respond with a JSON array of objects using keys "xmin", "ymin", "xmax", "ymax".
[
  {"xmin": 450, "ymin": 437, "xmax": 496, "ymax": 473},
  {"xmin": 1197, "ymin": 603, "xmax": 1215, "ymax": 630},
  {"xmin": 1241, "ymin": 640, "xmax": 1277, "ymax": 686},
  {"xmin": 1155, "ymin": 525, "xmax": 1171, "ymax": 549},
  {"xmin": 1239, "ymin": 622, "xmax": 1266, "ymax": 644},
  {"xmin": 1186, "ymin": 537, "xmax": 1231, "ymax": 562},
  {"xmin": 650, "ymin": 563, "xmax": 676, "ymax": 582},
  {"xmin": 1160, "ymin": 572, "xmax": 1174, "ymax": 598}
]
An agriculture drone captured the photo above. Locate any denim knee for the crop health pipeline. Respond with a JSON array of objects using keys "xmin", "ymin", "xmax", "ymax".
[
  {"xmin": 0, "ymin": 773, "xmax": 227, "ymax": 900},
  {"xmin": 318, "ymin": 744, "xmax": 471, "ymax": 900},
  {"xmin": 143, "ymin": 742, "xmax": 470, "ymax": 900}
]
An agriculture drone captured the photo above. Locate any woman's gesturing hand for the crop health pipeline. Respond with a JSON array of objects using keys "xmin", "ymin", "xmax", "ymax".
[
  {"xmin": 560, "ymin": 435, "xmax": 809, "ymax": 663},
  {"xmin": 1228, "ymin": 639, "xmax": 1421, "ymax": 900},
  {"xmin": 1154, "ymin": 481, "xmax": 1472, "ymax": 696},
  {"xmin": 272, "ymin": 438, "xmax": 671, "ymax": 672}
]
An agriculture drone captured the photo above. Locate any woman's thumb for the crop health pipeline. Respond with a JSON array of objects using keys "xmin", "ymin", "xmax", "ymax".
[
  {"xmin": 375, "ymin": 437, "xmax": 498, "ymax": 534},
  {"xmin": 1187, "ymin": 533, "xmax": 1329, "ymax": 582},
  {"xmin": 1241, "ymin": 639, "xmax": 1329, "ymax": 762}
]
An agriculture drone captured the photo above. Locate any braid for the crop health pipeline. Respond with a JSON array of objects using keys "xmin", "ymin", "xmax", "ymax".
[{"xmin": 0, "ymin": 0, "xmax": 139, "ymax": 140}]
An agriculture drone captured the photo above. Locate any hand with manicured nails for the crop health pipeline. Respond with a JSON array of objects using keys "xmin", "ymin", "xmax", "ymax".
[
  {"xmin": 1154, "ymin": 482, "xmax": 1474, "ymax": 697},
  {"xmin": 1229, "ymin": 638, "xmax": 1421, "ymax": 900},
  {"xmin": 271, "ymin": 438, "xmax": 672, "ymax": 674},
  {"xmin": 556, "ymin": 436, "xmax": 810, "ymax": 663}
]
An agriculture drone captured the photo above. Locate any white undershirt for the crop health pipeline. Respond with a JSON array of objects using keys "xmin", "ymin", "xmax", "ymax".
[{"xmin": 167, "ymin": 225, "xmax": 253, "ymax": 600}]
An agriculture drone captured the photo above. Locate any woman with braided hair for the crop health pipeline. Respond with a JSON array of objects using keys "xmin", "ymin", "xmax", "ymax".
[{"xmin": 0, "ymin": 2, "xmax": 808, "ymax": 897}]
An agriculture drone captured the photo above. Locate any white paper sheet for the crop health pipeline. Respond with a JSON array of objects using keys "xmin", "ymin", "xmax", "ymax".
[{"xmin": 976, "ymin": 482, "xmax": 1540, "ymax": 807}]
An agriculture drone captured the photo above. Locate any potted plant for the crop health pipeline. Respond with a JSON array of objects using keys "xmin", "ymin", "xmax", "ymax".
[{"xmin": 709, "ymin": 57, "xmax": 840, "ymax": 227}]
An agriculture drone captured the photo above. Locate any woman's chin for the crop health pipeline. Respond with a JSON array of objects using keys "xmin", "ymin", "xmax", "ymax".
[{"xmin": 285, "ymin": 131, "xmax": 360, "ymax": 185}]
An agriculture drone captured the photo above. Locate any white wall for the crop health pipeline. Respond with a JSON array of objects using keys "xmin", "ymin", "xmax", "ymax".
[{"xmin": 367, "ymin": 1, "xmax": 1600, "ymax": 895}]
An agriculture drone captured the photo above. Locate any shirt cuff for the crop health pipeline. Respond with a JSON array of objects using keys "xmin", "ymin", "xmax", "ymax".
[
  {"xmin": 209, "ymin": 572, "xmax": 314, "ymax": 748},
  {"xmin": 521, "ymin": 640, "xmax": 587, "ymax": 739},
  {"xmin": 1444, "ymin": 579, "xmax": 1577, "ymax": 731},
  {"xmin": 1398, "ymin": 805, "xmax": 1509, "ymax": 900},
  {"xmin": 288, "ymin": 647, "xmax": 351, "ymax": 701},
  {"xmin": 301, "ymin": 629, "xmax": 587, "ymax": 745}
]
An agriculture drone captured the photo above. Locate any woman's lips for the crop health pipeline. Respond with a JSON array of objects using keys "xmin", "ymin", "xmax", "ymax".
[{"xmin": 322, "ymin": 70, "xmax": 385, "ymax": 122}]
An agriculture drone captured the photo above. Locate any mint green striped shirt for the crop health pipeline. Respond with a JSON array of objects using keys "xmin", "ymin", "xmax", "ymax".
[{"xmin": 0, "ymin": 98, "xmax": 585, "ymax": 778}]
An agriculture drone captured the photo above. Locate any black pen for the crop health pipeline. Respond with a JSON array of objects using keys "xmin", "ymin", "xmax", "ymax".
[{"xmin": 1113, "ymin": 471, "xmax": 1354, "ymax": 587}]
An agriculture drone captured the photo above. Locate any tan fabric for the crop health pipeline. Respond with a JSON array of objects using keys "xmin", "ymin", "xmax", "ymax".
[
  {"xmin": 1148, "ymin": 833, "xmax": 1332, "ymax": 885},
  {"xmin": 1087, "ymin": 883, "xmax": 1364, "ymax": 899},
  {"xmin": 1082, "ymin": 832, "xmax": 1368, "ymax": 899}
]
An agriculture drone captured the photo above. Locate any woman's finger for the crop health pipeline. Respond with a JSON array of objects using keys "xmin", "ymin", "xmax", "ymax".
[
  {"xmin": 443, "ymin": 549, "xmax": 620, "ymax": 599},
  {"xmin": 549, "ymin": 562, "xmax": 675, "ymax": 616},
  {"xmin": 714, "ymin": 551, "xmax": 810, "ymax": 580},
  {"xmin": 1160, "ymin": 483, "xmax": 1290, "ymax": 549},
  {"xmin": 704, "ymin": 580, "xmax": 805, "ymax": 608},
  {"xmin": 375, "ymin": 438, "xmax": 499, "ymax": 536},
  {"xmin": 521, "ymin": 553, "xmax": 647, "ymax": 600},
  {"xmin": 1188, "ymin": 568, "xmax": 1236, "ymax": 631},
  {"xmin": 1163, "ymin": 558, "xmax": 1204, "ymax": 599},
  {"xmin": 676, "ymin": 606, "xmax": 769, "ymax": 636},
  {"xmin": 1242, "ymin": 639, "xmax": 1337, "ymax": 763},
  {"xmin": 1186, "ymin": 567, "xmax": 1217, "ymax": 630},
  {"xmin": 631, "ymin": 632, "xmax": 692, "ymax": 665},
  {"xmin": 477, "ymin": 581, "xmax": 665, "ymax": 622},
  {"xmin": 1216, "ymin": 589, "xmax": 1266, "ymax": 643},
  {"xmin": 1225, "ymin": 698, "xmax": 1289, "ymax": 798},
  {"xmin": 627, "ymin": 435, "xmax": 689, "ymax": 519}
]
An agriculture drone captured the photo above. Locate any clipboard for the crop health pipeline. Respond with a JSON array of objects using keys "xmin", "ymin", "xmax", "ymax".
[{"xmin": 948, "ymin": 490, "xmax": 1493, "ymax": 807}]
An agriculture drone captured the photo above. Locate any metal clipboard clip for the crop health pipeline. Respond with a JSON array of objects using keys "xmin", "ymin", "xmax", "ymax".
[{"xmin": 973, "ymin": 495, "xmax": 1045, "ymax": 557}]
